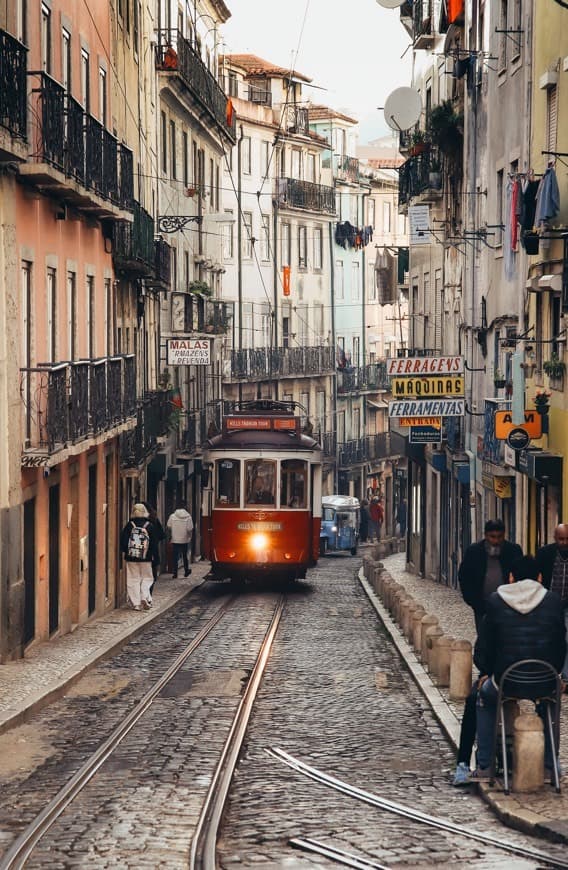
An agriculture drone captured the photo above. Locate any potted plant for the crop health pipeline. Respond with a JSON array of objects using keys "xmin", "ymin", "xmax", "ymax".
[
  {"xmin": 533, "ymin": 389, "xmax": 551, "ymax": 433},
  {"xmin": 522, "ymin": 230, "xmax": 539, "ymax": 256},
  {"xmin": 494, "ymin": 369, "xmax": 506, "ymax": 389},
  {"xmin": 427, "ymin": 100, "xmax": 463, "ymax": 157},
  {"xmin": 543, "ymin": 352, "xmax": 566, "ymax": 379},
  {"xmin": 188, "ymin": 280, "xmax": 212, "ymax": 298},
  {"xmin": 410, "ymin": 128, "xmax": 428, "ymax": 157}
]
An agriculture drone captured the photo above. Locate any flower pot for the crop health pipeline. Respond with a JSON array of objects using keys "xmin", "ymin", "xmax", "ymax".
[
  {"xmin": 523, "ymin": 231, "xmax": 539, "ymax": 255},
  {"xmin": 494, "ymin": 379, "xmax": 506, "ymax": 389},
  {"xmin": 410, "ymin": 142, "xmax": 427, "ymax": 156}
]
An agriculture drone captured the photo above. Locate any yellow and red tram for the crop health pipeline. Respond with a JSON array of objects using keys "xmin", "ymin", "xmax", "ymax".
[{"xmin": 201, "ymin": 401, "xmax": 322, "ymax": 583}]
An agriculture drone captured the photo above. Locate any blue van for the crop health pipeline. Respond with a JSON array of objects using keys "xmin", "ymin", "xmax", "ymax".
[{"xmin": 320, "ymin": 495, "xmax": 360, "ymax": 556}]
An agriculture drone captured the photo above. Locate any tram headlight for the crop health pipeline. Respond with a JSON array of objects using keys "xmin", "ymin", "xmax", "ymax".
[
  {"xmin": 250, "ymin": 532, "xmax": 269, "ymax": 551},
  {"xmin": 331, "ymin": 525, "xmax": 338, "ymax": 532}
]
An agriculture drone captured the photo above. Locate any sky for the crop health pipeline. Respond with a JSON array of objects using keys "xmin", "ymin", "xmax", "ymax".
[{"xmin": 221, "ymin": 0, "xmax": 414, "ymax": 145}]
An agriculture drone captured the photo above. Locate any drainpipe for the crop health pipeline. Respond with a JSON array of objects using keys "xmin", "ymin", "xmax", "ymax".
[
  {"xmin": 237, "ymin": 124, "xmax": 244, "ymax": 403},
  {"xmin": 329, "ymin": 221, "xmax": 338, "ymax": 492},
  {"xmin": 272, "ymin": 199, "xmax": 279, "ymax": 400}
]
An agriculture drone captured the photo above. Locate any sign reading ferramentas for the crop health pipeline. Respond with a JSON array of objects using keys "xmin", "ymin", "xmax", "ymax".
[
  {"xmin": 166, "ymin": 337, "xmax": 211, "ymax": 366},
  {"xmin": 389, "ymin": 399, "xmax": 465, "ymax": 417},
  {"xmin": 387, "ymin": 356, "xmax": 464, "ymax": 376}
]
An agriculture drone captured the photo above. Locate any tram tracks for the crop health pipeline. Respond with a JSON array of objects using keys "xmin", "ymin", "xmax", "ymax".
[{"xmin": 0, "ymin": 592, "xmax": 286, "ymax": 870}]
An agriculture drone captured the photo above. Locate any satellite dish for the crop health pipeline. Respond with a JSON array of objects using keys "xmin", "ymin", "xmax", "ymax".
[
  {"xmin": 376, "ymin": 0, "xmax": 405, "ymax": 8},
  {"xmin": 383, "ymin": 87, "xmax": 422, "ymax": 132}
]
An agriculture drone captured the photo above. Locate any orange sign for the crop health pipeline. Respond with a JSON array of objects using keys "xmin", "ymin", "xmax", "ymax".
[
  {"xmin": 283, "ymin": 265, "xmax": 291, "ymax": 296},
  {"xmin": 398, "ymin": 416, "xmax": 442, "ymax": 428},
  {"xmin": 494, "ymin": 411, "xmax": 542, "ymax": 440}
]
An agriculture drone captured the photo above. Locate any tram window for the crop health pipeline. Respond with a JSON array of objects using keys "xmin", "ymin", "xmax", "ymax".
[
  {"xmin": 215, "ymin": 459, "xmax": 240, "ymax": 506},
  {"xmin": 280, "ymin": 459, "xmax": 307, "ymax": 508},
  {"xmin": 245, "ymin": 460, "xmax": 275, "ymax": 505}
]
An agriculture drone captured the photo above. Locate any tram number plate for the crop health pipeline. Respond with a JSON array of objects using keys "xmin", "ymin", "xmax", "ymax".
[{"xmin": 237, "ymin": 522, "xmax": 283, "ymax": 531}]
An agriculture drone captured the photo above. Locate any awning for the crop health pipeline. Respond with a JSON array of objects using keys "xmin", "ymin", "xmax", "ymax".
[
  {"xmin": 516, "ymin": 449, "xmax": 562, "ymax": 483},
  {"xmin": 366, "ymin": 399, "xmax": 388, "ymax": 410}
]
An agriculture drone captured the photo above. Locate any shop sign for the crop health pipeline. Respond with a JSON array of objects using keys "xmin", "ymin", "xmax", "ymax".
[
  {"xmin": 408, "ymin": 204, "xmax": 430, "ymax": 245},
  {"xmin": 391, "ymin": 375, "xmax": 464, "ymax": 397},
  {"xmin": 389, "ymin": 398, "xmax": 465, "ymax": 417},
  {"xmin": 506, "ymin": 427, "xmax": 530, "ymax": 451},
  {"xmin": 494, "ymin": 410, "xmax": 541, "ymax": 440},
  {"xmin": 503, "ymin": 444, "xmax": 516, "ymax": 467},
  {"xmin": 494, "ymin": 477, "xmax": 513, "ymax": 499},
  {"xmin": 410, "ymin": 425, "xmax": 442, "ymax": 444},
  {"xmin": 398, "ymin": 416, "xmax": 442, "ymax": 428},
  {"xmin": 387, "ymin": 356, "xmax": 464, "ymax": 376},
  {"xmin": 166, "ymin": 338, "xmax": 211, "ymax": 366}
]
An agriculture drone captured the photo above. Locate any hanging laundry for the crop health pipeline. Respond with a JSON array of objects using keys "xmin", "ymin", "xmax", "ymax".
[
  {"xmin": 534, "ymin": 166, "xmax": 560, "ymax": 226},
  {"xmin": 510, "ymin": 177, "xmax": 520, "ymax": 252},
  {"xmin": 503, "ymin": 178, "xmax": 515, "ymax": 281}
]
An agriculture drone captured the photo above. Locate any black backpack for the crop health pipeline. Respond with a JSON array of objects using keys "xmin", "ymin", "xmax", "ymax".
[{"xmin": 127, "ymin": 521, "xmax": 150, "ymax": 560}]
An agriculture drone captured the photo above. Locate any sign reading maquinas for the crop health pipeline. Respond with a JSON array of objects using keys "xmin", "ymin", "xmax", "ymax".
[
  {"xmin": 167, "ymin": 338, "xmax": 211, "ymax": 366},
  {"xmin": 389, "ymin": 399, "xmax": 465, "ymax": 417},
  {"xmin": 387, "ymin": 356, "xmax": 464, "ymax": 376}
]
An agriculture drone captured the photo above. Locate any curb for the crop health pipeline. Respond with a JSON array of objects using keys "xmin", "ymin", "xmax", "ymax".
[{"xmin": 358, "ymin": 566, "xmax": 568, "ymax": 846}]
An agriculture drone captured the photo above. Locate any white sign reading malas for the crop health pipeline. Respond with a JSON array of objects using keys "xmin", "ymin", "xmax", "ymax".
[{"xmin": 167, "ymin": 337, "xmax": 211, "ymax": 366}]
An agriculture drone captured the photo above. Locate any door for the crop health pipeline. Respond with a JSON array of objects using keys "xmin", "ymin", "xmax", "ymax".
[
  {"xmin": 88, "ymin": 464, "xmax": 97, "ymax": 615},
  {"xmin": 23, "ymin": 498, "xmax": 36, "ymax": 645},
  {"xmin": 70, "ymin": 474, "xmax": 80, "ymax": 623},
  {"xmin": 48, "ymin": 485, "xmax": 60, "ymax": 635}
]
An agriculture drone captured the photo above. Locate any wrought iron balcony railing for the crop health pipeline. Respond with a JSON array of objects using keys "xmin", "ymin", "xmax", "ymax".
[
  {"xmin": 20, "ymin": 355, "xmax": 137, "ymax": 457},
  {"xmin": 398, "ymin": 148, "xmax": 442, "ymax": 207},
  {"xmin": 276, "ymin": 177, "xmax": 336, "ymax": 214},
  {"xmin": 177, "ymin": 409, "xmax": 208, "ymax": 455},
  {"xmin": 113, "ymin": 201, "xmax": 155, "ymax": 275},
  {"xmin": 337, "ymin": 363, "xmax": 390, "ymax": 393},
  {"xmin": 25, "ymin": 71, "xmax": 134, "ymax": 213},
  {"xmin": 335, "ymin": 154, "xmax": 359, "ymax": 183},
  {"xmin": 338, "ymin": 432, "xmax": 393, "ymax": 467},
  {"xmin": 320, "ymin": 431, "xmax": 337, "ymax": 459},
  {"xmin": 229, "ymin": 345, "xmax": 336, "ymax": 380},
  {"xmin": 153, "ymin": 238, "xmax": 172, "ymax": 288},
  {"xmin": 155, "ymin": 29, "xmax": 236, "ymax": 142},
  {"xmin": 0, "ymin": 29, "xmax": 27, "ymax": 142},
  {"xmin": 202, "ymin": 299, "xmax": 233, "ymax": 334},
  {"xmin": 282, "ymin": 104, "xmax": 309, "ymax": 135},
  {"xmin": 119, "ymin": 390, "xmax": 172, "ymax": 470},
  {"xmin": 482, "ymin": 400, "xmax": 504, "ymax": 465},
  {"xmin": 413, "ymin": 0, "xmax": 434, "ymax": 44}
]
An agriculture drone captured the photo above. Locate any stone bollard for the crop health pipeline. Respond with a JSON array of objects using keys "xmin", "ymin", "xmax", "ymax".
[
  {"xmin": 388, "ymin": 584, "xmax": 404, "ymax": 615},
  {"xmin": 381, "ymin": 575, "xmax": 393, "ymax": 607},
  {"xmin": 424, "ymin": 624, "xmax": 444, "ymax": 671},
  {"xmin": 512, "ymin": 713, "xmax": 545, "ymax": 793},
  {"xmin": 404, "ymin": 602, "xmax": 420, "ymax": 641},
  {"xmin": 395, "ymin": 595, "xmax": 412, "ymax": 627},
  {"xmin": 420, "ymin": 615, "xmax": 439, "ymax": 663},
  {"xmin": 399, "ymin": 597, "xmax": 415, "ymax": 633},
  {"xmin": 376, "ymin": 570, "xmax": 390, "ymax": 600},
  {"xmin": 449, "ymin": 640, "xmax": 473, "ymax": 700},
  {"xmin": 410, "ymin": 607, "xmax": 426, "ymax": 652},
  {"xmin": 433, "ymin": 636, "xmax": 454, "ymax": 686}
]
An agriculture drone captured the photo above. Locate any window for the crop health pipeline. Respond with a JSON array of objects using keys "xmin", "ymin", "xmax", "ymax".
[
  {"xmin": 17, "ymin": 0, "xmax": 27, "ymax": 44},
  {"xmin": 282, "ymin": 315, "xmax": 290, "ymax": 348},
  {"xmin": 546, "ymin": 85, "xmax": 558, "ymax": 153},
  {"xmin": 170, "ymin": 120, "xmax": 177, "ymax": 179},
  {"xmin": 21, "ymin": 261, "xmax": 32, "ymax": 370},
  {"xmin": 41, "ymin": 3, "xmax": 51, "ymax": 73},
  {"xmin": 496, "ymin": 169, "xmax": 504, "ymax": 246},
  {"xmin": 226, "ymin": 71, "xmax": 238, "ymax": 97},
  {"xmin": 298, "ymin": 226, "xmax": 307, "ymax": 268},
  {"xmin": 216, "ymin": 458, "xmax": 241, "ymax": 506},
  {"xmin": 47, "ymin": 266, "xmax": 57, "ymax": 362},
  {"xmin": 313, "ymin": 226, "xmax": 323, "ymax": 270},
  {"xmin": 337, "ymin": 410, "xmax": 345, "ymax": 445},
  {"xmin": 62, "ymin": 28, "xmax": 71, "ymax": 91},
  {"xmin": 105, "ymin": 277, "xmax": 113, "ymax": 355},
  {"xmin": 242, "ymin": 212, "xmax": 253, "ymax": 258},
  {"xmin": 317, "ymin": 391, "xmax": 326, "ymax": 434},
  {"xmin": 281, "ymin": 222, "xmax": 291, "ymax": 267},
  {"xmin": 184, "ymin": 251, "xmax": 189, "ymax": 288},
  {"xmin": 215, "ymin": 164, "xmax": 220, "ymax": 211},
  {"xmin": 280, "ymin": 147, "xmax": 286, "ymax": 177},
  {"xmin": 67, "ymin": 270, "xmax": 77, "ymax": 360},
  {"xmin": 182, "ymin": 131, "xmax": 189, "ymax": 185},
  {"xmin": 261, "ymin": 215, "xmax": 270, "ymax": 261},
  {"xmin": 298, "ymin": 305, "xmax": 309, "ymax": 344},
  {"xmin": 99, "ymin": 67, "xmax": 107, "ymax": 125},
  {"xmin": 383, "ymin": 201, "xmax": 391, "ymax": 233},
  {"xmin": 307, "ymin": 153, "xmax": 316, "ymax": 183},
  {"xmin": 353, "ymin": 336, "xmax": 360, "ymax": 367},
  {"xmin": 314, "ymin": 303, "xmax": 324, "ymax": 340},
  {"xmin": 87, "ymin": 275, "xmax": 95, "ymax": 358},
  {"xmin": 261, "ymin": 141, "xmax": 270, "ymax": 178},
  {"xmin": 353, "ymin": 406, "xmax": 360, "ymax": 438},
  {"xmin": 499, "ymin": 0, "xmax": 508, "ymax": 68},
  {"xmin": 351, "ymin": 261, "xmax": 360, "ymax": 300},
  {"xmin": 368, "ymin": 262, "xmax": 376, "ymax": 301},
  {"xmin": 368, "ymin": 198, "xmax": 375, "ymax": 229},
  {"xmin": 223, "ymin": 211, "xmax": 234, "ymax": 259},
  {"xmin": 242, "ymin": 136, "xmax": 251, "ymax": 174},
  {"xmin": 281, "ymin": 459, "xmax": 307, "ymax": 508},
  {"xmin": 336, "ymin": 260, "xmax": 344, "ymax": 299},
  {"xmin": 161, "ymin": 111, "xmax": 167, "ymax": 173},
  {"xmin": 291, "ymin": 148, "xmax": 302, "ymax": 179},
  {"xmin": 245, "ymin": 460, "xmax": 275, "ymax": 505},
  {"xmin": 81, "ymin": 48, "xmax": 90, "ymax": 111}
]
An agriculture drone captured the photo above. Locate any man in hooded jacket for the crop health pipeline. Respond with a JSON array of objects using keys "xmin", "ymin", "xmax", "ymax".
[
  {"xmin": 471, "ymin": 555, "xmax": 566, "ymax": 779},
  {"xmin": 167, "ymin": 502, "xmax": 194, "ymax": 578},
  {"xmin": 537, "ymin": 523, "xmax": 568, "ymax": 681}
]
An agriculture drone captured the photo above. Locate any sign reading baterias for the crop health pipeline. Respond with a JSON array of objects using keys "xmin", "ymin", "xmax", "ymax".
[
  {"xmin": 387, "ymin": 356, "xmax": 464, "ymax": 376},
  {"xmin": 166, "ymin": 338, "xmax": 211, "ymax": 366},
  {"xmin": 391, "ymin": 375, "xmax": 464, "ymax": 397},
  {"xmin": 389, "ymin": 399, "xmax": 465, "ymax": 417}
]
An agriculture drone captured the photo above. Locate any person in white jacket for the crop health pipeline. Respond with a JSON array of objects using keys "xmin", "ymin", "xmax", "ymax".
[{"xmin": 167, "ymin": 503, "xmax": 194, "ymax": 578}]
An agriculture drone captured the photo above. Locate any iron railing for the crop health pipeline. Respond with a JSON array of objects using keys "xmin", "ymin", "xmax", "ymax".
[
  {"xmin": 277, "ymin": 177, "xmax": 336, "ymax": 214},
  {"xmin": 337, "ymin": 363, "xmax": 390, "ymax": 393},
  {"xmin": 336, "ymin": 155, "xmax": 359, "ymax": 183},
  {"xmin": 113, "ymin": 201, "xmax": 155, "ymax": 274},
  {"xmin": 178, "ymin": 408, "xmax": 209, "ymax": 455},
  {"xmin": 20, "ymin": 355, "xmax": 138, "ymax": 456},
  {"xmin": 482, "ymin": 400, "xmax": 504, "ymax": 464},
  {"xmin": 413, "ymin": 0, "xmax": 433, "ymax": 39},
  {"xmin": 155, "ymin": 29, "xmax": 236, "ymax": 141},
  {"xmin": 119, "ymin": 144, "xmax": 135, "ymax": 210},
  {"xmin": 398, "ymin": 149, "xmax": 442, "ymax": 207},
  {"xmin": 338, "ymin": 433, "xmax": 393, "ymax": 467},
  {"xmin": 282, "ymin": 104, "xmax": 309, "ymax": 135},
  {"xmin": 154, "ymin": 238, "xmax": 172, "ymax": 287},
  {"xmin": 66, "ymin": 94, "xmax": 85, "ymax": 182},
  {"xmin": 120, "ymin": 391, "xmax": 171, "ymax": 469},
  {"xmin": 0, "ymin": 29, "xmax": 27, "ymax": 140},
  {"xmin": 229, "ymin": 345, "xmax": 335, "ymax": 380}
]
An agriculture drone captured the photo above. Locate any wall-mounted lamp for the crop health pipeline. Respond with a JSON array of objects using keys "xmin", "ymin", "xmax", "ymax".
[{"xmin": 521, "ymin": 345, "xmax": 537, "ymax": 377}]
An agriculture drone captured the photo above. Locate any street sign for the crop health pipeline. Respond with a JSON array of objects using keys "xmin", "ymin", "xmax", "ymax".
[
  {"xmin": 391, "ymin": 375, "xmax": 464, "ymax": 397},
  {"xmin": 398, "ymin": 416, "xmax": 442, "ymax": 427},
  {"xmin": 166, "ymin": 337, "xmax": 211, "ymax": 366},
  {"xmin": 410, "ymin": 425, "xmax": 442, "ymax": 444},
  {"xmin": 389, "ymin": 398, "xmax": 465, "ymax": 417},
  {"xmin": 494, "ymin": 410, "xmax": 541, "ymax": 440},
  {"xmin": 387, "ymin": 356, "xmax": 464, "ymax": 376},
  {"xmin": 506, "ymin": 427, "xmax": 531, "ymax": 451}
]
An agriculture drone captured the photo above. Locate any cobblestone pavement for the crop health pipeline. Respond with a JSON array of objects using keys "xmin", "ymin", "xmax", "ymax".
[
  {"xmin": 217, "ymin": 553, "xmax": 568, "ymax": 868},
  {"xmin": 377, "ymin": 551, "xmax": 568, "ymax": 833}
]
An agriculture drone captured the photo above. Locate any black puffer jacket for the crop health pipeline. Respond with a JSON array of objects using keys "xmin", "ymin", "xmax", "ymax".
[
  {"xmin": 474, "ymin": 580, "xmax": 566, "ymax": 684},
  {"xmin": 458, "ymin": 539, "xmax": 523, "ymax": 613}
]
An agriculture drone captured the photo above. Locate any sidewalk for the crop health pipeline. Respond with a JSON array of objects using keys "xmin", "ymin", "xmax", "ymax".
[
  {"xmin": 360, "ymin": 549, "xmax": 568, "ymax": 844},
  {"xmin": 0, "ymin": 562, "xmax": 211, "ymax": 735}
]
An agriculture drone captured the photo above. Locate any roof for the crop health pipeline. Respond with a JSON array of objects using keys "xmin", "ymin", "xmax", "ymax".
[
  {"xmin": 221, "ymin": 54, "xmax": 312, "ymax": 83},
  {"xmin": 322, "ymin": 495, "xmax": 360, "ymax": 508},
  {"xmin": 307, "ymin": 104, "xmax": 359, "ymax": 125}
]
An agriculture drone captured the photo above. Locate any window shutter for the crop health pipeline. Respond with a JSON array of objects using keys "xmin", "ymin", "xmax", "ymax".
[{"xmin": 546, "ymin": 85, "xmax": 558, "ymax": 152}]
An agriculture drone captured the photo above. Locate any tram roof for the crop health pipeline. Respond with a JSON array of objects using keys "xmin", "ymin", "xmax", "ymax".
[{"xmin": 205, "ymin": 429, "xmax": 320, "ymax": 451}]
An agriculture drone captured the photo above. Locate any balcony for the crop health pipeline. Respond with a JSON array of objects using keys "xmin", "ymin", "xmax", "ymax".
[
  {"xmin": 113, "ymin": 201, "xmax": 155, "ymax": 276},
  {"xmin": 0, "ymin": 29, "xmax": 27, "ymax": 160},
  {"xmin": 155, "ymin": 30, "xmax": 235, "ymax": 143},
  {"xmin": 146, "ymin": 237, "xmax": 172, "ymax": 290},
  {"xmin": 337, "ymin": 363, "xmax": 390, "ymax": 394},
  {"xmin": 20, "ymin": 72, "xmax": 134, "ymax": 218},
  {"xmin": 177, "ymin": 409, "xmax": 208, "ymax": 456},
  {"xmin": 481, "ymin": 400, "xmax": 504, "ymax": 465},
  {"xmin": 276, "ymin": 177, "xmax": 336, "ymax": 215},
  {"xmin": 20, "ymin": 355, "xmax": 137, "ymax": 462},
  {"xmin": 229, "ymin": 345, "xmax": 336, "ymax": 380},
  {"xmin": 202, "ymin": 299, "xmax": 233, "ymax": 334},
  {"xmin": 413, "ymin": 0, "xmax": 435, "ymax": 49},
  {"xmin": 282, "ymin": 104, "xmax": 309, "ymax": 135},
  {"xmin": 338, "ymin": 433, "xmax": 394, "ymax": 468},
  {"xmin": 398, "ymin": 149, "xmax": 443, "ymax": 211},
  {"xmin": 321, "ymin": 431, "xmax": 337, "ymax": 459},
  {"xmin": 120, "ymin": 391, "xmax": 172, "ymax": 470},
  {"xmin": 335, "ymin": 155, "xmax": 359, "ymax": 184}
]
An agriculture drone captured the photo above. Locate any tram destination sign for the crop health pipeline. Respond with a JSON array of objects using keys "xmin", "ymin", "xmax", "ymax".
[
  {"xmin": 389, "ymin": 399, "xmax": 465, "ymax": 418},
  {"xmin": 387, "ymin": 356, "xmax": 464, "ymax": 376},
  {"xmin": 166, "ymin": 338, "xmax": 211, "ymax": 366},
  {"xmin": 391, "ymin": 375, "xmax": 464, "ymax": 397}
]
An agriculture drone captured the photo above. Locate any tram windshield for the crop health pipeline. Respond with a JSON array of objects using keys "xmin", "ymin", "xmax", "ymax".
[
  {"xmin": 245, "ymin": 460, "xmax": 276, "ymax": 505},
  {"xmin": 281, "ymin": 459, "xmax": 307, "ymax": 508},
  {"xmin": 215, "ymin": 458, "xmax": 240, "ymax": 506}
]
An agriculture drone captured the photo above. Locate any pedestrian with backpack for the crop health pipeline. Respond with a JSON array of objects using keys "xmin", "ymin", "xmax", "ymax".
[
  {"xmin": 120, "ymin": 503, "xmax": 159, "ymax": 610},
  {"xmin": 166, "ymin": 502, "xmax": 194, "ymax": 578}
]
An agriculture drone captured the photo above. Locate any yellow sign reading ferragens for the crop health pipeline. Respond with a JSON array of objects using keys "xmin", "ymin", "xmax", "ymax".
[{"xmin": 391, "ymin": 375, "xmax": 464, "ymax": 397}]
